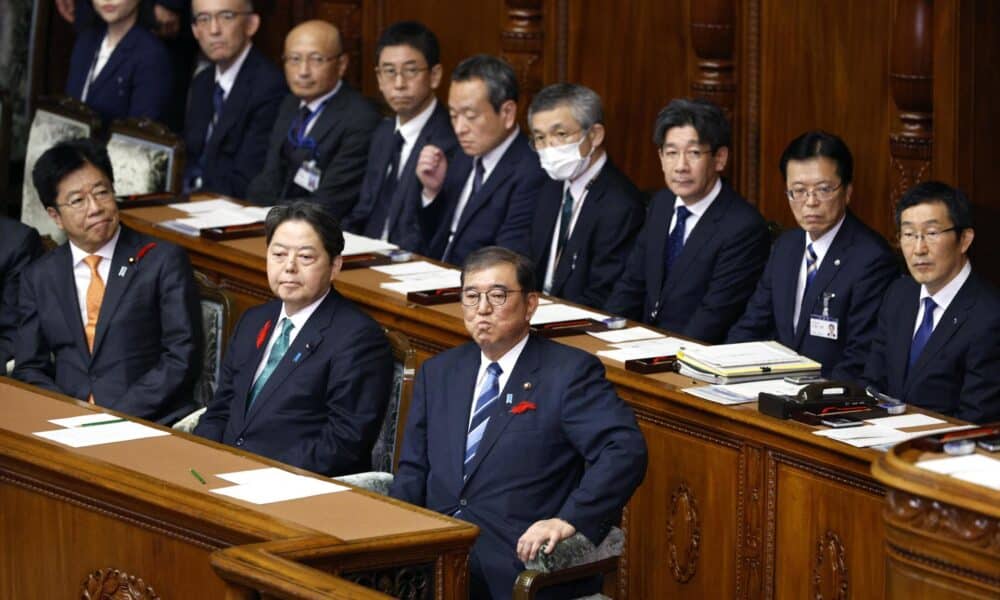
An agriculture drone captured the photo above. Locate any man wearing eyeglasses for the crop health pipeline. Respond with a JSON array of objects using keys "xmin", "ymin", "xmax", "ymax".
[
  {"xmin": 13, "ymin": 139, "xmax": 202, "ymax": 425},
  {"xmin": 605, "ymin": 98, "xmax": 770, "ymax": 343},
  {"xmin": 392, "ymin": 246, "xmax": 647, "ymax": 600},
  {"xmin": 341, "ymin": 21, "xmax": 458, "ymax": 254},
  {"xmin": 526, "ymin": 83, "xmax": 644, "ymax": 310},
  {"xmin": 183, "ymin": 0, "xmax": 287, "ymax": 198},
  {"xmin": 247, "ymin": 20, "xmax": 379, "ymax": 218},
  {"xmin": 862, "ymin": 181, "xmax": 1000, "ymax": 423},
  {"xmin": 727, "ymin": 131, "xmax": 898, "ymax": 379}
]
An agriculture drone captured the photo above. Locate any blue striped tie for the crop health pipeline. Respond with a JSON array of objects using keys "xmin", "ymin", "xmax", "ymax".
[
  {"xmin": 464, "ymin": 362, "xmax": 502, "ymax": 476},
  {"xmin": 804, "ymin": 243, "xmax": 819, "ymax": 291}
]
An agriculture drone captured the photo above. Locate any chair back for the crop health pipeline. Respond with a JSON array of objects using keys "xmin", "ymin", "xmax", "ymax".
[
  {"xmin": 371, "ymin": 329, "xmax": 416, "ymax": 473},
  {"xmin": 107, "ymin": 117, "xmax": 185, "ymax": 196},
  {"xmin": 193, "ymin": 271, "xmax": 235, "ymax": 408},
  {"xmin": 20, "ymin": 95, "xmax": 99, "ymax": 241}
]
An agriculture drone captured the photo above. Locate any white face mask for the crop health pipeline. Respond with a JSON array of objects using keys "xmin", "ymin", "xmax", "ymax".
[{"xmin": 537, "ymin": 135, "xmax": 592, "ymax": 181}]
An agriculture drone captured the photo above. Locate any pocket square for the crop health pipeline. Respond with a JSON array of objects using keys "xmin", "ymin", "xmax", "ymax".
[{"xmin": 510, "ymin": 401, "xmax": 536, "ymax": 415}]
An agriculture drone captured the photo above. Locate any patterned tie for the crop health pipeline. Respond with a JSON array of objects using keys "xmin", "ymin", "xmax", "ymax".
[
  {"xmin": 665, "ymin": 205, "xmax": 692, "ymax": 273},
  {"xmin": 248, "ymin": 318, "xmax": 294, "ymax": 410},
  {"xmin": 83, "ymin": 255, "xmax": 104, "ymax": 353},
  {"xmin": 205, "ymin": 83, "xmax": 225, "ymax": 145},
  {"xmin": 464, "ymin": 362, "xmax": 502, "ymax": 476},
  {"xmin": 908, "ymin": 297, "xmax": 937, "ymax": 373},
  {"xmin": 804, "ymin": 243, "xmax": 819, "ymax": 292},
  {"xmin": 556, "ymin": 187, "xmax": 574, "ymax": 257}
]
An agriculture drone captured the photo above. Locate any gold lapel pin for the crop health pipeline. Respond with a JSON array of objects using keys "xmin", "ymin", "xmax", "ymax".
[{"xmin": 523, "ymin": 382, "xmax": 532, "ymax": 391}]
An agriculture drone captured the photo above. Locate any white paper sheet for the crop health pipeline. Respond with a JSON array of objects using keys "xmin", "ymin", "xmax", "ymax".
[
  {"xmin": 814, "ymin": 424, "xmax": 974, "ymax": 448},
  {"xmin": 210, "ymin": 468, "xmax": 348, "ymax": 504},
  {"xmin": 681, "ymin": 341, "xmax": 802, "ymax": 368},
  {"xmin": 370, "ymin": 261, "xmax": 450, "ymax": 276},
  {"xmin": 952, "ymin": 470, "xmax": 1000, "ymax": 491},
  {"xmin": 587, "ymin": 327, "xmax": 664, "ymax": 344},
  {"xmin": 597, "ymin": 337, "xmax": 705, "ymax": 362},
  {"xmin": 169, "ymin": 198, "xmax": 243, "ymax": 213},
  {"xmin": 917, "ymin": 453, "xmax": 1000, "ymax": 474},
  {"xmin": 864, "ymin": 414, "xmax": 947, "ymax": 429},
  {"xmin": 33, "ymin": 421, "xmax": 170, "ymax": 448},
  {"xmin": 161, "ymin": 208, "xmax": 262, "ymax": 235},
  {"xmin": 342, "ymin": 232, "xmax": 399, "ymax": 255},
  {"xmin": 48, "ymin": 413, "xmax": 126, "ymax": 428},
  {"xmin": 530, "ymin": 303, "xmax": 608, "ymax": 325},
  {"xmin": 684, "ymin": 379, "xmax": 806, "ymax": 404},
  {"xmin": 380, "ymin": 273, "xmax": 462, "ymax": 294}
]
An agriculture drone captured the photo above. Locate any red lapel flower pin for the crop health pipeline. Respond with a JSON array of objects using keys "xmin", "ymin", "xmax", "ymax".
[
  {"xmin": 128, "ymin": 242, "xmax": 157, "ymax": 264},
  {"xmin": 256, "ymin": 319, "xmax": 273, "ymax": 349},
  {"xmin": 510, "ymin": 400, "xmax": 536, "ymax": 415}
]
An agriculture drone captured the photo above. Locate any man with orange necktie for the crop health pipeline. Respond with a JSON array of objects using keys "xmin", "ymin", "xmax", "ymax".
[{"xmin": 13, "ymin": 139, "xmax": 202, "ymax": 424}]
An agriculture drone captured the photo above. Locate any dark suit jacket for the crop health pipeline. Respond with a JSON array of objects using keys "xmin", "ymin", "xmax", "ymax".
[
  {"xmin": 391, "ymin": 335, "xmax": 647, "ymax": 599},
  {"xmin": 13, "ymin": 225, "xmax": 201, "ymax": 424},
  {"xmin": 727, "ymin": 211, "xmax": 898, "ymax": 379},
  {"xmin": 183, "ymin": 46, "xmax": 287, "ymax": 198},
  {"xmin": 605, "ymin": 182, "xmax": 770, "ymax": 343},
  {"xmin": 0, "ymin": 218, "xmax": 44, "ymax": 366},
  {"xmin": 862, "ymin": 271, "xmax": 1000, "ymax": 423},
  {"xmin": 426, "ymin": 132, "xmax": 547, "ymax": 266},
  {"xmin": 195, "ymin": 290, "xmax": 393, "ymax": 476},
  {"xmin": 66, "ymin": 24, "xmax": 172, "ymax": 127},
  {"xmin": 246, "ymin": 85, "xmax": 380, "ymax": 218},
  {"xmin": 341, "ymin": 101, "xmax": 459, "ymax": 254},
  {"xmin": 529, "ymin": 159, "xmax": 644, "ymax": 310}
]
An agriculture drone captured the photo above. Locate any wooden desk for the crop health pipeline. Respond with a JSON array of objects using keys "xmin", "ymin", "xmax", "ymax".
[
  {"xmin": 872, "ymin": 437, "xmax": 1000, "ymax": 599},
  {"xmin": 0, "ymin": 380, "xmax": 476, "ymax": 599},
  {"xmin": 120, "ymin": 205, "xmax": 969, "ymax": 599}
]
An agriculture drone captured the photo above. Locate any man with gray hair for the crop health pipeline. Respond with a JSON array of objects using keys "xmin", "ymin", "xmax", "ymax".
[
  {"xmin": 416, "ymin": 54, "xmax": 547, "ymax": 266},
  {"xmin": 527, "ymin": 83, "xmax": 644, "ymax": 309}
]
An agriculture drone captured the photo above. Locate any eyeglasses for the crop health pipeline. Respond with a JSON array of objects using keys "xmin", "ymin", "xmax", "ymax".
[
  {"xmin": 191, "ymin": 10, "xmax": 251, "ymax": 27},
  {"xmin": 375, "ymin": 65, "xmax": 429, "ymax": 81},
  {"xmin": 786, "ymin": 183, "xmax": 843, "ymax": 203},
  {"xmin": 283, "ymin": 53, "xmax": 341, "ymax": 68},
  {"xmin": 461, "ymin": 288, "xmax": 523, "ymax": 307},
  {"xmin": 659, "ymin": 147, "xmax": 711, "ymax": 163},
  {"xmin": 529, "ymin": 129, "xmax": 586, "ymax": 151},
  {"xmin": 898, "ymin": 227, "xmax": 958, "ymax": 246},
  {"xmin": 57, "ymin": 184, "xmax": 115, "ymax": 212}
]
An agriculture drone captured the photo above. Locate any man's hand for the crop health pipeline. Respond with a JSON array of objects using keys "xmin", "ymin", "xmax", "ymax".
[
  {"xmin": 516, "ymin": 518, "xmax": 576, "ymax": 562},
  {"xmin": 55, "ymin": 0, "xmax": 75, "ymax": 23},
  {"xmin": 154, "ymin": 4, "xmax": 181, "ymax": 38},
  {"xmin": 416, "ymin": 144, "xmax": 447, "ymax": 199}
]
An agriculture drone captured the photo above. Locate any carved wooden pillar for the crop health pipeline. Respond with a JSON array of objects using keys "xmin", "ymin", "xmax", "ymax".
[
  {"xmin": 502, "ymin": 0, "xmax": 545, "ymax": 118},
  {"xmin": 689, "ymin": 0, "xmax": 736, "ymax": 118},
  {"xmin": 311, "ymin": 1, "xmax": 365, "ymax": 90},
  {"xmin": 889, "ymin": 0, "xmax": 934, "ymax": 212}
]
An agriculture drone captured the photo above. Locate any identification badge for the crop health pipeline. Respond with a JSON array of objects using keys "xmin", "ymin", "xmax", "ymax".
[
  {"xmin": 294, "ymin": 160, "xmax": 321, "ymax": 192},
  {"xmin": 810, "ymin": 315, "xmax": 838, "ymax": 340}
]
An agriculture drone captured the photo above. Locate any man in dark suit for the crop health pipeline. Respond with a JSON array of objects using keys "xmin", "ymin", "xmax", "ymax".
[
  {"xmin": 416, "ymin": 55, "xmax": 547, "ymax": 266},
  {"xmin": 391, "ymin": 246, "xmax": 647, "ymax": 599},
  {"xmin": 0, "ymin": 218, "xmax": 44, "ymax": 367},
  {"xmin": 727, "ymin": 131, "xmax": 898, "ymax": 379},
  {"xmin": 13, "ymin": 139, "xmax": 201, "ymax": 424},
  {"xmin": 605, "ymin": 98, "xmax": 769, "ymax": 343},
  {"xmin": 184, "ymin": 0, "xmax": 287, "ymax": 198},
  {"xmin": 195, "ymin": 202, "xmax": 393, "ymax": 475},
  {"xmin": 341, "ymin": 21, "xmax": 458, "ymax": 254},
  {"xmin": 527, "ymin": 83, "xmax": 644, "ymax": 310},
  {"xmin": 246, "ymin": 20, "xmax": 379, "ymax": 218},
  {"xmin": 863, "ymin": 181, "xmax": 1000, "ymax": 423}
]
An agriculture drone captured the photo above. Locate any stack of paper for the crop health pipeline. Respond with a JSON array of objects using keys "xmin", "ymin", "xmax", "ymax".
[
  {"xmin": 161, "ymin": 199, "xmax": 270, "ymax": 235},
  {"xmin": 813, "ymin": 423, "xmax": 973, "ymax": 449},
  {"xmin": 678, "ymin": 341, "xmax": 821, "ymax": 384},
  {"xmin": 378, "ymin": 266, "xmax": 462, "ymax": 295},
  {"xmin": 597, "ymin": 336, "xmax": 704, "ymax": 363},
  {"xmin": 530, "ymin": 303, "xmax": 607, "ymax": 325},
  {"xmin": 342, "ymin": 232, "xmax": 399, "ymax": 256},
  {"xmin": 210, "ymin": 467, "xmax": 349, "ymax": 504},
  {"xmin": 684, "ymin": 379, "xmax": 806, "ymax": 405}
]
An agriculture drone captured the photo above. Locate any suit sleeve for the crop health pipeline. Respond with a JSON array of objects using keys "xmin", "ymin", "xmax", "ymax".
[
  {"xmin": 274, "ymin": 323, "xmax": 393, "ymax": 475},
  {"xmin": 860, "ymin": 288, "xmax": 894, "ymax": 394},
  {"xmin": 955, "ymin": 312, "xmax": 1000, "ymax": 424},
  {"xmin": 127, "ymin": 37, "xmax": 173, "ymax": 122},
  {"xmin": 580, "ymin": 199, "xmax": 644, "ymax": 309},
  {"xmin": 682, "ymin": 216, "xmax": 770, "ymax": 343},
  {"xmin": 494, "ymin": 164, "xmax": 546, "ymax": 257},
  {"xmin": 221, "ymin": 76, "xmax": 288, "ymax": 199},
  {"xmin": 245, "ymin": 104, "xmax": 290, "ymax": 204},
  {"xmin": 0, "ymin": 228, "xmax": 44, "ymax": 365},
  {"xmin": 726, "ymin": 244, "xmax": 778, "ymax": 343},
  {"xmin": 193, "ymin": 313, "xmax": 248, "ymax": 441},
  {"xmin": 11, "ymin": 268, "xmax": 60, "ymax": 392},
  {"xmin": 390, "ymin": 362, "xmax": 430, "ymax": 506},
  {"xmin": 120, "ymin": 246, "xmax": 202, "ymax": 417},
  {"xmin": 604, "ymin": 211, "xmax": 653, "ymax": 321},
  {"xmin": 555, "ymin": 356, "xmax": 648, "ymax": 544},
  {"xmin": 829, "ymin": 251, "xmax": 899, "ymax": 381}
]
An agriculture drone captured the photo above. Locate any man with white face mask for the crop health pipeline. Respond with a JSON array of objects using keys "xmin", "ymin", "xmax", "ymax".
[{"xmin": 527, "ymin": 84, "xmax": 645, "ymax": 309}]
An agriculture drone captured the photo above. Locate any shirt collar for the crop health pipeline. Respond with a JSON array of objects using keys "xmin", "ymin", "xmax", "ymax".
[
  {"xmin": 920, "ymin": 259, "xmax": 972, "ymax": 311},
  {"xmin": 803, "ymin": 213, "xmax": 846, "ymax": 259},
  {"xmin": 674, "ymin": 177, "xmax": 722, "ymax": 217},
  {"xmin": 280, "ymin": 288, "xmax": 330, "ymax": 330},
  {"xmin": 69, "ymin": 226, "xmax": 121, "ymax": 266},
  {"xmin": 300, "ymin": 80, "xmax": 343, "ymax": 113},
  {"xmin": 478, "ymin": 126, "xmax": 521, "ymax": 177},
  {"xmin": 479, "ymin": 330, "xmax": 530, "ymax": 378},
  {"xmin": 214, "ymin": 42, "xmax": 253, "ymax": 96},
  {"xmin": 395, "ymin": 97, "xmax": 437, "ymax": 145},
  {"xmin": 566, "ymin": 151, "xmax": 607, "ymax": 200}
]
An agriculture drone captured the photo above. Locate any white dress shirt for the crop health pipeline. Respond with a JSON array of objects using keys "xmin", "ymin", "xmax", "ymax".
[
  {"xmin": 69, "ymin": 227, "xmax": 121, "ymax": 327},
  {"xmin": 670, "ymin": 177, "xmax": 722, "ymax": 243},
  {"xmin": 792, "ymin": 215, "xmax": 846, "ymax": 328},
  {"xmin": 252, "ymin": 289, "xmax": 330, "ymax": 384},
  {"xmin": 300, "ymin": 80, "xmax": 343, "ymax": 137},
  {"xmin": 447, "ymin": 126, "xmax": 521, "ymax": 238},
  {"xmin": 468, "ymin": 333, "xmax": 530, "ymax": 429},
  {"xmin": 214, "ymin": 43, "xmax": 252, "ymax": 98},
  {"xmin": 543, "ymin": 152, "xmax": 608, "ymax": 293},
  {"xmin": 912, "ymin": 260, "xmax": 972, "ymax": 336},
  {"xmin": 395, "ymin": 97, "xmax": 437, "ymax": 179}
]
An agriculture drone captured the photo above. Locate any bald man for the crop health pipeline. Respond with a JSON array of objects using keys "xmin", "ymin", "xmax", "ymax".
[{"xmin": 247, "ymin": 20, "xmax": 379, "ymax": 218}]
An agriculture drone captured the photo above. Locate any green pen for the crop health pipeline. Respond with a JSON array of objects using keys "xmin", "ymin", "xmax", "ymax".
[
  {"xmin": 80, "ymin": 418, "xmax": 127, "ymax": 427},
  {"xmin": 190, "ymin": 468, "xmax": 207, "ymax": 485}
]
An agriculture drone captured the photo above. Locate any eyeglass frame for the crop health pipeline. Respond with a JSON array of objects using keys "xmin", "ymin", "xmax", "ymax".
[
  {"xmin": 658, "ymin": 146, "xmax": 713, "ymax": 164},
  {"xmin": 191, "ymin": 10, "xmax": 252, "ymax": 27},
  {"xmin": 460, "ymin": 287, "xmax": 525, "ymax": 307},
  {"xmin": 785, "ymin": 182, "xmax": 845, "ymax": 203},
  {"xmin": 55, "ymin": 182, "xmax": 116, "ymax": 212},
  {"xmin": 374, "ymin": 64, "xmax": 430, "ymax": 81},
  {"xmin": 898, "ymin": 226, "xmax": 959, "ymax": 246},
  {"xmin": 282, "ymin": 53, "xmax": 343, "ymax": 68},
  {"xmin": 529, "ymin": 128, "xmax": 588, "ymax": 152}
]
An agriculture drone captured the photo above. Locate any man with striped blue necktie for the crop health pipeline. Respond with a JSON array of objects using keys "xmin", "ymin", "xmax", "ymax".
[{"xmin": 391, "ymin": 246, "xmax": 647, "ymax": 600}]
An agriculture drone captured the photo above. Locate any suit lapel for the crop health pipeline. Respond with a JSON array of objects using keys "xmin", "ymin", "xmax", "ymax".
[
  {"xmin": 904, "ymin": 276, "xmax": 977, "ymax": 394},
  {"xmin": 207, "ymin": 51, "xmax": 257, "ymax": 152},
  {"xmin": 533, "ymin": 183, "xmax": 562, "ymax": 283},
  {"xmin": 449, "ymin": 345, "xmax": 482, "ymax": 482},
  {"xmin": 462, "ymin": 337, "xmax": 541, "ymax": 488},
  {"xmin": 552, "ymin": 168, "xmax": 607, "ymax": 292},
  {"xmin": 91, "ymin": 26, "xmax": 136, "ymax": 91},
  {"xmin": 229, "ymin": 306, "xmax": 280, "ymax": 431},
  {"xmin": 660, "ymin": 190, "xmax": 728, "ymax": 302},
  {"xmin": 303, "ymin": 88, "xmax": 347, "ymax": 150},
  {"xmin": 92, "ymin": 228, "xmax": 141, "ymax": 357},
  {"xmin": 793, "ymin": 222, "xmax": 854, "ymax": 345},
  {"xmin": 453, "ymin": 137, "xmax": 523, "ymax": 236},
  {"xmin": 54, "ymin": 246, "xmax": 90, "ymax": 355}
]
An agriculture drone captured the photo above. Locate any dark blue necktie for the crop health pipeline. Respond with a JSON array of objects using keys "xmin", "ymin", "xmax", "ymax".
[
  {"xmin": 804, "ymin": 243, "xmax": 819, "ymax": 292},
  {"xmin": 464, "ymin": 362, "xmax": 502, "ymax": 476},
  {"xmin": 370, "ymin": 131, "xmax": 406, "ymax": 238},
  {"xmin": 665, "ymin": 205, "xmax": 692, "ymax": 273},
  {"xmin": 556, "ymin": 187, "xmax": 574, "ymax": 257},
  {"xmin": 471, "ymin": 158, "xmax": 486, "ymax": 197},
  {"xmin": 908, "ymin": 297, "xmax": 937, "ymax": 372},
  {"xmin": 205, "ymin": 83, "xmax": 225, "ymax": 144}
]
